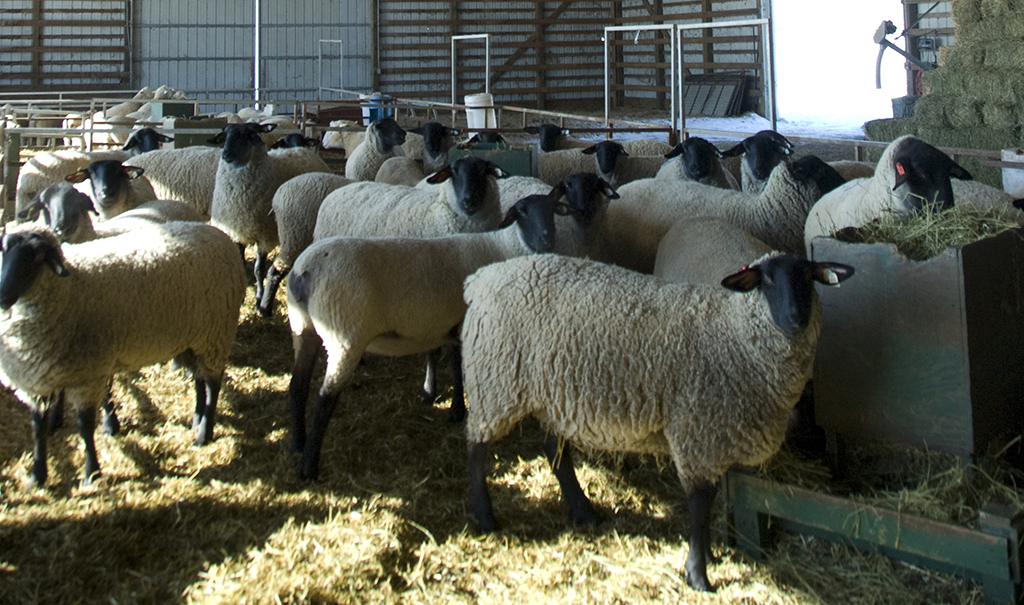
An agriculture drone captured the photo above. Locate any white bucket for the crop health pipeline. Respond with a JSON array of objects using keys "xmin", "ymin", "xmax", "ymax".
[
  {"xmin": 1002, "ymin": 148, "xmax": 1024, "ymax": 198},
  {"xmin": 465, "ymin": 93, "xmax": 497, "ymax": 130}
]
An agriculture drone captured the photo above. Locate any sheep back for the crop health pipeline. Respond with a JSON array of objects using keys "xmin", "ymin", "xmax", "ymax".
[
  {"xmin": 654, "ymin": 218, "xmax": 772, "ymax": 285},
  {"xmin": 272, "ymin": 172, "xmax": 352, "ymax": 269},
  {"xmin": 124, "ymin": 146, "xmax": 222, "ymax": 220}
]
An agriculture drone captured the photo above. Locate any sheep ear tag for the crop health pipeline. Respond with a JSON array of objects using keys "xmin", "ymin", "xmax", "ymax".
[
  {"xmin": 720, "ymin": 264, "xmax": 761, "ymax": 293},
  {"xmin": 812, "ymin": 262, "xmax": 855, "ymax": 286},
  {"xmin": 892, "ymin": 161, "xmax": 908, "ymax": 190}
]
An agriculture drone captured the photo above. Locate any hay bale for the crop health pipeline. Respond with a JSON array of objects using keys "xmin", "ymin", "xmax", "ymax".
[
  {"xmin": 982, "ymin": 41, "xmax": 1024, "ymax": 70},
  {"xmin": 981, "ymin": 101, "xmax": 1021, "ymax": 129},
  {"xmin": 952, "ymin": 0, "xmax": 983, "ymax": 26},
  {"xmin": 909, "ymin": 93, "xmax": 950, "ymax": 127},
  {"xmin": 981, "ymin": 0, "xmax": 1017, "ymax": 19}
]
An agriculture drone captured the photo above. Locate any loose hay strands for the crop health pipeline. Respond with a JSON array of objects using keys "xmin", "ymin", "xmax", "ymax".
[{"xmin": 831, "ymin": 202, "xmax": 1020, "ymax": 260}]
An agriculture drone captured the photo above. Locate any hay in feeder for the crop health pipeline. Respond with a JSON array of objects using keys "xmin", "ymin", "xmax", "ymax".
[{"xmin": 830, "ymin": 203, "xmax": 1019, "ymax": 261}]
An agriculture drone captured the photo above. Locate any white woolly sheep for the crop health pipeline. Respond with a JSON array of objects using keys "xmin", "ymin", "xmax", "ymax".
[
  {"xmin": 621, "ymin": 138, "xmax": 674, "ymax": 157},
  {"xmin": 123, "ymin": 127, "xmax": 175, "ymax": 156},
  {"xmin": 344, "ymin": 117, "xmax": 407, "ymax": 181},
  {"xmin": 653, "ymin": 217, "xmax": 772, "ymax": 285},
  {"xmin": 123, "ymin": 145, "xmax": 222, "ymax": 220},
  {"xmin": 539, "ymin": 140, "xmax": 664, "ymax": 188},
  {"xmin": 375, "ymin": 156, "xmax": 425, "ymax": 187},
  {"xmin": 803, "ymin": 135, "xmax": 982, "ymax": 251},
  {"xmin": 33, "ymin": 182, "xmax": 204, "ymax": 244},
  {"xmin": 271, "ymin": 133, "xmax": 320, "ymax": 149},
  {"xmin": 721, "ymin": 130, "xmax": 795, "ymax": 193},
  {"xmin": 314, "ymin": 156, "xmax": 509, "ymax": 242},
  {"xmin": 15, "ymin": 149, "xmax": 132, "ymax": 222},
  {"xmin": 656, "ymin": 137, "xmax": 739, "ymax": 190},
  {"xmin": 257, "ymin": 172, "xmax": 353, "ymax": 317},
  {"xmin": 0, "ymin": 221, "xmax": 247, "ymax": 488},
  {"xmin": 459, "ymin": 252, "xmax": 854, "ymax": 592},
  {"xmin": 828, "ymin": 160, "xmax": 875, "ymax": 181},
  {"xmin": 63, "ymin": 160, "xmax": 158, "ymax": 220},
  {"xmin": 601, "ymin": 157, "xmax": 836, "ymax": 273},
  {"xmin": 288, "ymin": 188, "xmax": 582, "ymax": 479},
  {"xmin": 321, "ymin": 119, "xmax": 365, "ymax": 154},
  {"xmin": 209, "ymin": 122, "xmax": 332, "ymax": 306}
]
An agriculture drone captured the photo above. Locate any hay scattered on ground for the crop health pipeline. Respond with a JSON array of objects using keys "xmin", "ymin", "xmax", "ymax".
[{"xmin": 831, "ymin": 203, "xmax": 1019, "ymax": 260}]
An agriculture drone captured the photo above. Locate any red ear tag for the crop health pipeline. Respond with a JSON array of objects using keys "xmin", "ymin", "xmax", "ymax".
[
  {"xmin": 740, "ymin": 264, "xmax": 749, "ymax": 271},
  {"xmin": 896, "ymin": 162, "xmax": 906, "ymax": 176}
]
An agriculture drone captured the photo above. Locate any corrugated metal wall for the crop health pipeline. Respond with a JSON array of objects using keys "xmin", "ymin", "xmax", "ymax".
[{"xmin": 131, "ymin": 0, "xmax": 371, "ymax": 104}]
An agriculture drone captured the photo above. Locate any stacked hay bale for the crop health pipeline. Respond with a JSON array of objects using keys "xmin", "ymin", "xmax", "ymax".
[{"xmin": 864, "ymin": 0, "xmax": 1024, "ymax": 187}]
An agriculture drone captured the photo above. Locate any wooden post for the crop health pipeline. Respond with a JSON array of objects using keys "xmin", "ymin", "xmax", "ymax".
[{"xmin": 535, "ymin": 1, "xmax": 546, "ymax": 110}]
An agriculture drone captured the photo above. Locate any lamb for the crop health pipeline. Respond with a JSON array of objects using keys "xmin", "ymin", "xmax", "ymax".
[
  {"xmin": 656, "ymin": 137, "xmax": 739, "ymax": 190},
  {"xmin": 15, "ymin": 149, "xmax": 132, "ymax": 222},
  {"xmin": 721, "ymin": 130, "xmax": 795, "ymax": 193},
  {"xmin": 257, "ymin": 172, "xmax": 353, "ymax": 317},
  {"xmin": 122, "ymin": 145, "xmax": 223, "ymax": 220},
  {"xmin": 287, "ymin": 187, "xmax": 585, "ymax": 479},
  {"xmin": 344, "ymin": 117, "xmax": 407, "ymax": 181},
  {"xmin": 601, "ymin": 157, "xmax": 835, "ymax": 273},
  {"xmin": 459, "ymin": 251, "xmax": 854, "ymax": 592},
  {"xmin": 208, "ymin": 122, "xmax": 332, "ymax": 305},
  {"xmin": 803, "ymin": 135, "xmax": 978, "ymax": 251},
  {"xmin": 404, "ymin": 122, "xmax": 460, "ymax": 173},
  {"xmin": 64, "ymin": 159, "xmax": 158, "ymax": 220},
  {"xmin": 0, "ymin": 221, "xmax": 247, "ymax": 488},
  {"xmin": 32, "ymin": 182, "xmax": 204, "ymax": 244},
  {"xmin": 314, "ymin": 156, "xmax": 509, "ymax": 242},
  {"xmin": 375, "ymin": 156, "xmax": 425, "ymax": 187}
]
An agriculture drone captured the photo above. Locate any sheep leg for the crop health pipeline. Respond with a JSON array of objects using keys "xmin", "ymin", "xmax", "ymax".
[
  {"xmin": 288, "ymin": 328, "xmax": 322, "ymax": 453},
  {"xmin": 257, "ymin": 263, "xmax": 288, "ymax": 318},
  {"xmin": 543, "ymin": 434, "xmax": 598, "ymax": 526},
  {"xmin": 421, "ymin": 349, "xmax": 439, "ymax": 405},
  {"xmin": 78, "ymin": 406, "xmax": 101, "ymax": 488},
  {"xmin": 683, "ymin": 480, "xmax": 717, "ymax": 592},
  {"xmin": 46, "ymin": 390, "xmax": 65, "ymax": 432},
  {"xmin": 193, "ymin": 377, "xmax": 220, "ymax": 446},
  {"xmin": 101, "ymin": 398, "xmax": 120, "ymax": 437},
  {"xmin": 253, "ymin": 246, "xmax": 269, "ymax": 305},
  {"xmin": 29, "ymin": 405, "xmax": 50, "ymax": 488},
  {"xmin": 467, "ymin": 440, "xmax": 499, "ymax": 532},
  {"xmin": 298, "ymin": 353, "xmax": 360, "ymax": 480},
  {"xmin": 448, "ymin": 343, "xmax": 466, "ymax": 423}
]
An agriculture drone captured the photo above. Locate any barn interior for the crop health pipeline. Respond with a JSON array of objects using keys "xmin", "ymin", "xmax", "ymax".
[{"xmin": 2, "ymin": 1, "xmax": 1024, "ymax": 604}]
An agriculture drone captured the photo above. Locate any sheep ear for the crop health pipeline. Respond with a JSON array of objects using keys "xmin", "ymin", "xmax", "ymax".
[
  {"xmin": 561, "ymin": 128, "xmax": 571, "ymax": 136},
  {"xmin": 664, "ymin": 145, "xmax": 683, "ymax": 159},
  {"xmin": 426, "ymin": 166, "xmax": 452, "ymax": 184},
  {"xmin": 125, "ymin": 166, "xmax": 145, "ymax": 179},
  {"xmin": 720, "ymin": 142, "xmax": 745, "ymax": 158},
  {"xmin": 523, "ymin": 126, "xmax": 539, "ymax": 134},
  {"xmin": 410, "ymin": 125, "xmax": 426, "ymax": 135},
  {"xmin": 812, "ymin": 262, "xmax": 855, "ymax": 286},
  {"xmin": 46, "ymin": 247, "xmax": 68, "ymax": 277},
  {"xmin": 260, "ymin": 123, "xmax": 277, "ymax": 133},
  {"xmin": 208, "ymin": 131, "xmax": 226, "ymax": 145},
  {"xmin": 581, "ymin": 145, "xmax": 598, "ymax": 155},
  {"xmin": 448, "ymin": 128, "xmax": 460, "ymax": 136},
  {"xmin": 491, "ymin": 165, "xmax": 511, "ymax": 179},
  {"xmin": 720, "ymin": 265, "xmax": 761, "ymax": 292},
  {"xmin": 64, "ymin": 169, "xmax": 89, "ymax": 184},
  {"xmin": 498, "ymin": 204, "xmax": 520, "ymax": 228},
  {"xmin": 949, "ymin": 162, "xmax": 973, "ymax": 181},
  {"xmin": 553, "ymin": 202, "xmax": 571, "ymax": 216},
  {"xmin": 600, "ymin": 179, "xmax": 620, "ymax": 199},
  {"xmin": 159, "ymin": 133, "xmax": 174, "ymax": 143},
  {"xmin": 122, "ymin": 137, "xmax": 139, "ymax": 150}
]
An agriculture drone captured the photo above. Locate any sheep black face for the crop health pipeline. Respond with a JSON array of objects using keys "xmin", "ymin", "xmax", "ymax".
[
  {"xmin": 666, "ymin": 137, "xmax": 722, "ymax": 181},
  {"xmin": 499, "ymin": 189, "xmax": 567, "ymax": 254},
  {"xmin": 559, "ymin": 172, "xmax": 618, "ymax": 227},
  {"xmin": 370, "ymin": 117, "xmax": 407, "ymax": 153},
  {"xmin": 427, "ymin": 157, "xmax": 510, "ymax": 217},
  {"xmin": 722, "ymin": 130, "xmax": 794, "ymax": 181},
  {"xmin": 270, "ymin": 133, "xmax": 318, "ymax": 149},
  {"xmin": 411, "ymin": 122, "xmax": 459, "ymax": 157},
  {"xmin": 524, "ymin": 123, "xmax": 570, "ymax": 152},
  {"xmin": 721, "ymin": 255, "xmax": 855, "ymax": 339},
  {"xmin": 790, "ymin": 155, "xmax": 847, "ymax": 197},
  {"xmin": 582, "ymin": 140, "xmax": 628, "ymax": 177},
  {"xmin": 36, "ymin": 182, "xmax": 95, "ymax": 241},
  {"xmin": 209, "ymin": 122, "xmax": 275, "ymax": 168},
  {"xmin": 891, "ymin": 138, "xmax": 972, "ymax": 213},
  {"xmin": 64, "ymin": 160, "xmax": 144, "ymax": 215},
  {"xmin": 123, "ymin": 128, "xmax": 173, "ymax": 154},
  {"xmin": 0, "ymin": 229, "xmax": 68, "ymax": 310}
]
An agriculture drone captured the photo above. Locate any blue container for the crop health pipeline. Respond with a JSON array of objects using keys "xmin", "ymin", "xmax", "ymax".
[{"xmin": 360, "ymin": 94, "xmax": 394, "ymax": 124}]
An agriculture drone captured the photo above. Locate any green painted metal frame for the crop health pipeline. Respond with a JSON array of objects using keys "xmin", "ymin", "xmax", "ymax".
[
  {"xmin": 726, "ymin": 470, "xmax": 1023, "ymax": 605},
  {"xmin": 447, "ymin": 142, "xmax": 538, "ymax": 177}
]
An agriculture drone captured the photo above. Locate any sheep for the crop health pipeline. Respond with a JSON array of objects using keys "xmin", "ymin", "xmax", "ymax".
[
  {"xmin": 32, "ymin": 182, "xmax": 204, "ymax": 244},
  {"xmin": 0, "ymin": 221, "xmax": 247, "ymax": 488},
  {"xmin": 314, "ymin": 156, "xmax": 509, "ymax": 242},
  {"xmin": 287, "ymin": 187, "xmax": 584, "ymax": 479},
  {"xmin": 459, "ymin": 251, "xmax": 854, "ymax": 592},
  {"xmin": 621, "ymin": 138, "xmax": 674, "ymax": 157},
  {"xmin": 122, "ymin": 127, "xmax": 174, "ymax": 156},
  {"xmin": 656, "ymin": 137, "xmax": 739, "ymax": 190},
  {"xmin": 257, "ymin": 172, "xmax": 353, "ymax": 317},
  {"xmin": 803, "ymin": 135, "xmax": 979, "ymax": 251},
  {"xmin": 721, "ymin": 130, "xmax": 795, "ymax": 193},
  {"xmin": 122, "ymin": 145, "xmax": 222, "ymax": 220},
  {"xmin": 523, "ymin": 123, "xmax": 590, "ymax": 152},
  {"xmin": 321, "ymin": 119, "xmax": 365, "ymax": 154},
  {"xmin": 270, "ymin": 133, "xmax": 320, "ymax": 149},
  {"xmin": 653, "ymin": 217, "xmax": 772, "ymax": 285},
  {"xmin": 828, "ymin": 160, "xmax": 875, "ymax": 181},
  {"xmin": 208, "ymin": 122, "xmax": 332, "ymax": 306},
  {"xmin": 601, "ymin": 157, "xmax": 835, "ymax": 273},
  {"xmin": 63, "ymin": 160, "xmax": 158, "ymax": 220},
  {"xmin": 375, "ymin": 156, "xmax": 425, "ymax": 187},
  {"xmin": 15, "ymin": 149, "xmax": 133, "ymax": 222},
  {"xmin": 344, "ymin": 117, "xmax": 407, "ymax": 181},
  {"xmin": 404, "ymin": 122, "xmax": 460, "ymax": 173},
  {"xmin": 539, "ymin": 141, "xmax": 664, "ymax": 188}
]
